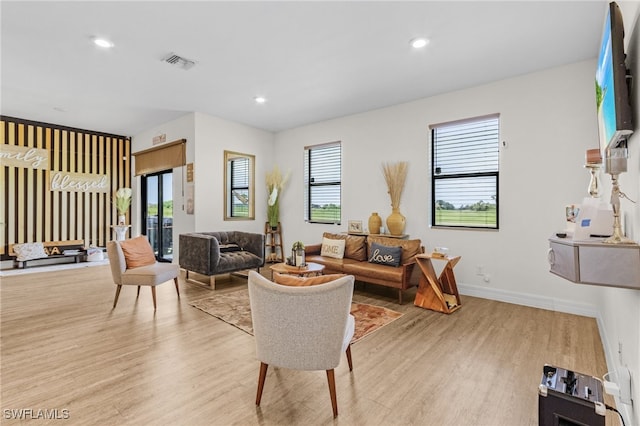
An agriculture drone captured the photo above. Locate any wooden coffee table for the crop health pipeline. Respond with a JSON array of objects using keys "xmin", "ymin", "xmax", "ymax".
[{"xmin": 270, "ymin": 262, "xmax": 325, "ymax": 278}]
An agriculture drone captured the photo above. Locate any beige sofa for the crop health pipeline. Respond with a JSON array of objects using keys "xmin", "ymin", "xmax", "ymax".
[{"xmin": 305, "ymin": 233, "xmax": 423, "ymax": 304}]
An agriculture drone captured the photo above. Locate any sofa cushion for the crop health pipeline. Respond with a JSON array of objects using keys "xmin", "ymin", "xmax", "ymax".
[
  {"xmin": 343, "ymin": 261, "xmax": 405, "ymax": 282},
  {"xmin": 322, "ymin": 232, "xmax": 367, "ymax": 261},
  {"xmin": 273, "ymin": 273, "xmax": 347, "ymax": 287},
  {"xmin": 217, "ymin": 251, "xmax": 262, "ymax": 273},
  {"xmin": 368, "ymin": 242, "xmax": 402, "ymax": 267},
  {"xmin": 13, "ymin": 242, "xmax": 48, "ymax": 261},
  {"xmin": 120, "ymin": 236, "xmax": 156, "ymax": 268},
  {"xmin": 305, "ymin": 255, "xmax": 360, "ymax": 274},
  {"xmin": 321, "ymin": 237, "xmax": 346, "ymax": 259},
  {"xmin": 122, "ymin": 262, "xmax": 179, "ymax": 286},
  {"xmin": 367, "ymin": 235, "xmax": 422, "ymax": 265}
]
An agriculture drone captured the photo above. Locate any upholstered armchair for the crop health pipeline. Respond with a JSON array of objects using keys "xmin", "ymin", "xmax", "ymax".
[
  {"xmin": 247, "ymin": 271, "xmax": 355, "ymax": 418},
  {"xmin": 179, "ymin": 231, "xmax": 265, "ymax": 288},
  {"xmin": 106, "ymin": 237, "xmax": 180, "ymax": 310}
]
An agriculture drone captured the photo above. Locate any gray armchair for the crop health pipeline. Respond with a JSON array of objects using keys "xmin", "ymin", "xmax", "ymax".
[
  {"xmin": 248, "ymin": 271, "xmax": 355, "ymax": 418},
  {"xmin": 179, "ymin": 231, "xmax": 264, "ymax": 288}
]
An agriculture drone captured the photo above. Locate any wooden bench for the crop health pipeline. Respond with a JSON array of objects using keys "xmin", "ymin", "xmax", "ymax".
[{"xmin": 9, "ymin": 240, "xmax": 85, "ymax": 269}]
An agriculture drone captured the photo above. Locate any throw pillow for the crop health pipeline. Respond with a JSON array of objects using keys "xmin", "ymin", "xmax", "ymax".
[
  {"xmin": 12, "ymin": 242, "xmax": 48, "ymax": 261},
  {"xmin": 273, "ymin": 273, "xmax": 347, "ymax": 287},
  {"xmin": 219, "ymin": 243, "xmax": 242, "ymax": 253},
  {"xmin": 119, "ymin": 236, "xmax": 156, "ymax": 268},
  {"xmin": 320, "ymin": 237, "xmax": 346, "ymax": 259},
  {"xmin": 367, "ymin": 236, "xmax": 422, "ymax": 265},
  {"xmin": 322, "ymin": 232, "xmax": 367, "ymax": 261},
  {"xmin": 368, "ymin": 242, "xmax": 402, "ymax": 267}
]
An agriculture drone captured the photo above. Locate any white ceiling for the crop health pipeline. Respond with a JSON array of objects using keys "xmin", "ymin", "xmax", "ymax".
[{"xmin": 1, "ymin": 1, "xmax": 608, "ymax": 136}]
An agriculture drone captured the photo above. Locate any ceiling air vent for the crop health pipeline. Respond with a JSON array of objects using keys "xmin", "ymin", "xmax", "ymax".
[{"xmin": 162, "ymin": 52, "xmax": 196, "ymax": 70}]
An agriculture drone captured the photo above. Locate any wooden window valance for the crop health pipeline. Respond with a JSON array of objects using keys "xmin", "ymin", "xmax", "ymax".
[{"xmin": 132, "ymin": 139, "xmax": 186, "ymax": 176}]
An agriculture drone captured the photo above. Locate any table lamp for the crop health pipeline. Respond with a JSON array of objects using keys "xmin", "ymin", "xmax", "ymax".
[{"xmin": 604, "ymin": 147, "xmax": 635, "ymax": 244}]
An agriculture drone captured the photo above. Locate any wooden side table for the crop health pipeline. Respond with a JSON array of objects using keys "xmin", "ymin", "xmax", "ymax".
[
  {"xmin": 414, "ymin": 253, "xmax": 462, "ymax": 314},
  {"xmin": 269, "ymin": 262, "xmax": 325, "ymax": 279}
]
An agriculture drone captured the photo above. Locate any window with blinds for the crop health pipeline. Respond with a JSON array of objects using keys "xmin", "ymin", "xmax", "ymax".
[
  {"xmin": 229, "ymin": 157, "xmax": 250, "ymax": 217},
  {"xmin": 304, "ymin": 142, "xmax": 341, "ymax": 224},
  {"xmin": 431, "ymin": 115, "xmax": 500, "ymax": 229}
]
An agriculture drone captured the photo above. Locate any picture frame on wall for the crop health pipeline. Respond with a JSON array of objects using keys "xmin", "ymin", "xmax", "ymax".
[{"xmin": 348, "ymin": 220, "xmax": 363, "ymax": 233}]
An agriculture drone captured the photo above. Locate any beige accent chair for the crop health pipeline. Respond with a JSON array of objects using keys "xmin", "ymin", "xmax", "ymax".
[
  {"xmin": 106, "ymin": 241, "xmax": 180, "ymax": 310},
  {"xmin": 247, "ymin": 271, "xmax": 355, "ymax": 418}
]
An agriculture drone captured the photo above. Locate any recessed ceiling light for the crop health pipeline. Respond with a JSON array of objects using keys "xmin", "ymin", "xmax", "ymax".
[
  {"xmin": 93, "ymin": 37, "xmax": 114, "ymax": 49},
  {"xmin": 410, "ymin": 37, "xmax": 429, "ymax": 49},
  {"xmin": 254, "ymin": 96, "xmax": 267, "ymax": 104}
]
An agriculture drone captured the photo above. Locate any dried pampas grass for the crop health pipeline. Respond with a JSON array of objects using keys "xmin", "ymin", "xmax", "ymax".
[{"xmin": 382, "ymin": 161, "xmax": 408, "ymax": 209}]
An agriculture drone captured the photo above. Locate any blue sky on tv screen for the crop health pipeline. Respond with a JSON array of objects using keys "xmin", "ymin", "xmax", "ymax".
[{"xmin": 596, "ymin": 11, "xmax": 616, "ymax": 149}]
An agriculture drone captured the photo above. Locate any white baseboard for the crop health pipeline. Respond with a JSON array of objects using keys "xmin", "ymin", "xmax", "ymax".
[{"xmin": 457, "ymin": 282, "xmax": 599, "ymax": 317}]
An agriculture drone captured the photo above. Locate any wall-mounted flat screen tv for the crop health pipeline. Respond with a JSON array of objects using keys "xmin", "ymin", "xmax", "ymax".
[{"xmin": 595, "ymin": 1, "xmax": 633, "ymax": 152}]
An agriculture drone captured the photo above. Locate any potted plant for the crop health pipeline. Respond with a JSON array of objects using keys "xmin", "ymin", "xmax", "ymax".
[
  {"xmin": 265, "ymin": 166, "xmax": 290, "ymax": 229},
  {"xmin": 292, "ymin": 241, "xmax": 305, "ymax": 267},
  {"xmin": 114, "ymin": 187, "xmax": 132, "ymax": 225},
  {"xmin": 382, "ymin": 161, "xmax": 408, "ymax": 235}
]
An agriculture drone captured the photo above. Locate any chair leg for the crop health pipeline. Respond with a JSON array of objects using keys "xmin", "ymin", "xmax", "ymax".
[
  {"xmin": 326, "ymin": 369, "xmax": 338, "ymax": 418},
  {"xmin": 346, "ymin": 344, "xmax": 353, "ymax": 371},
  {"xmin": 136, "ymin": 286, "xmax": 141, "ymax": 298},
  {"xmin": 174, "ymin": 277, "xmax": 180, "ymax": 298},
  {"xmin": 113, "ymin": 285, "xmax": 122, "ymax": 308},
  {"xmin": 151, "ymin": 287, "xmax": 157, "ymax": 310},
  {"xmin": 398, "ymin": 289, "xmax": 403, "ymax": 304},
  {"xmin": 256, "ymin": 362, "xmax": 269, "ymax": 406}
]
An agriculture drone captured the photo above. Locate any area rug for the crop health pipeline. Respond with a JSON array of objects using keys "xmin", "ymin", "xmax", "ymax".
[{"xmin": 189, "ymin": 289, "xmax": 403, "ymax": 344}]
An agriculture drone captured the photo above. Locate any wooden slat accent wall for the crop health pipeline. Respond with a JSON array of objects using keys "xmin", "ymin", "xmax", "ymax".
[{"xmin": 0, "ymin": 116, "xmax": 131, "ymax": 257}]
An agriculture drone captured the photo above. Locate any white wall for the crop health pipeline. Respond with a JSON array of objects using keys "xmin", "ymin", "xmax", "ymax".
[
  {"xmin": 192, "ymin": 112, "xmax": 274, "ymax": 232},
  {"xmin": 130, "ymin": 9, "xmax": 640, "ymax": 421},
  {"xmin": 131, "ymin": 113, "xmax": 197, "ymax": 258},
  {"xmin": 132, "ymin": 111, "xmax": 274, "ymax": 262},
  {"xmin": 275, "ymin": 60, "xmax": 603, "ymax": 314},
  {"xmin": 594, "ymin": 3, "xmax": 640, "ymax": 424}
]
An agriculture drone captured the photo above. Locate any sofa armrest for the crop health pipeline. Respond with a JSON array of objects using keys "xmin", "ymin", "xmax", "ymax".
[
  {"xmin": 179, "ymin": 233, "xmax": 220, "ymax": 275},
  {"xmin": 233, "ymin": 231, "xmax": 265, "ymax": 265},
  {"xmin": 402, "ymin": 246, "xmax": 425, "ymax": 286}
]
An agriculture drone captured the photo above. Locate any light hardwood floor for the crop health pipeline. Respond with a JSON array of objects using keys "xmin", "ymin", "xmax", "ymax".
[{"xmin": 1, "ymin": 265, "xmax": 617, "ymax": 425}]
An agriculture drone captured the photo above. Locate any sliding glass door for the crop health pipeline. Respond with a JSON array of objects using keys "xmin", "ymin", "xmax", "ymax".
[{"xmin": 142, "ymin": 170, "xmax": 173, "ymax": 262}]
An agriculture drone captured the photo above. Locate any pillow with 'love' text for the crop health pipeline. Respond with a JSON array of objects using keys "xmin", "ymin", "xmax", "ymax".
[{"xmin": 368, "ymin": 242, "xmax": 402, "ymax": 267}]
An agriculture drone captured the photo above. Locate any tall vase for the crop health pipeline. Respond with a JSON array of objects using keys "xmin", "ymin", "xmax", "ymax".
[
  {"xmin": 368, "ymin": 212, "xmax": 382, "ymax": 234},
  {"xmin": 386, "ymin": 208, "xmax": 406, "ymax": 236}
]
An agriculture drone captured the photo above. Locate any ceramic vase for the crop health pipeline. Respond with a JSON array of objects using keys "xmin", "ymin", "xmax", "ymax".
[
  {"xmin": 368, "ymin": 212, "xmax": 382, "ymax": 234},
  {"xmin": 118, "ymin": 214, "xmax": 126, "ymax": 225},
  {"xmin": 386, "ymin": 208, "xmax": 406, "ymax": 236}
]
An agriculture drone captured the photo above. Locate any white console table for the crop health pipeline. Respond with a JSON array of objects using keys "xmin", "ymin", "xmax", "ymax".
[{"xmin": 548, "ymin": 236, "xmax": 640, "ymax": 290}]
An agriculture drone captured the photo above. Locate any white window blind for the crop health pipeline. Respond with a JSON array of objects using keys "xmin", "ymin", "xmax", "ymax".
[
  {"xmin": 230, "ymin": 157, "xmax": 249, "ymax": 217},
  {"xmin": 304, "ymin": 142, "xmax": 341, "ymax": 224},
  {"xmin": 431, "ymin": 115, "xmax": 499, "ymax": 229}
]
